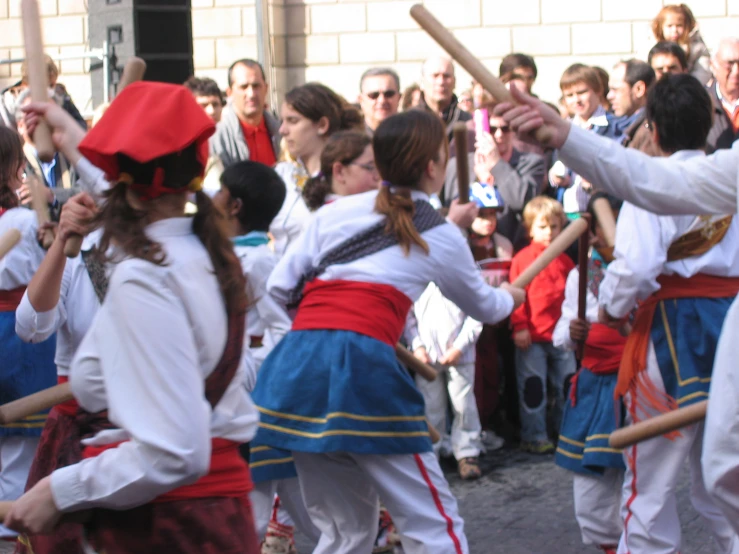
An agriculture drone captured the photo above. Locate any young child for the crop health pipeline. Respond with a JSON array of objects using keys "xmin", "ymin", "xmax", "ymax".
[
  {"xmin": 214, "ymin": 161, "xmax": 320, "ymax": 554},
  {"xmin": 0, "ymin": 127, "xmax": 57, "ymax": 553},
  {"xmin": 550, "ymin": 65, "xmax": 619, "ymax": 218},
  {"xmin": 553, "ymin": 194, "xmax": 627, "ymax": 554},
  {"xmin": 651, "ymin": 4, "xmax": 711, "ymax": 84},
  {"xmin": 467, "ymin": 182, "xmax": 512, "ymax": 447},
  {"xmin": 509, "ymin": 196, "xmax": 576, "ymax": 453}
]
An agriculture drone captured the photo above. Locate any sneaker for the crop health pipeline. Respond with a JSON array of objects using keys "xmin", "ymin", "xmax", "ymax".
[
  {"xmin": 599, "ymin": 546, "xmax": 617, "ymax": 554},
  {"xmin": 262, "ymin": 521, "xmax": 297, "ymax": 554},
  {"xmin": 520, "ymin": 440, "xmax": 555, "ymax": 454},
  {"xmin": 373, "ymin": 506, "xmax": 399, "ymax": 553},
  {"xmin": 480, "ymin": 430, "xmax": 505, "ymax": 453},
  {"xmin": 458, "ymin": 456, "xmax": 482, "ymax": 480}
]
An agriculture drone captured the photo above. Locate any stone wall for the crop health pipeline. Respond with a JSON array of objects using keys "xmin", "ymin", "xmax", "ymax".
[{"xmin": 2, "ymin": 0, "xmax": 739, "ymax": 113}]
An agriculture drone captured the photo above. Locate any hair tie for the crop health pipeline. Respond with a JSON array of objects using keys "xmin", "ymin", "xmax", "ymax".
[
  {"xmin": 317, "ymin": 171, "xmax": 325, "ymax": 179},
  {"xmin": 381, "ymin": 180, "xmax": 392, "ymax": 187},
  {"xmin": 118, "ymin": 173, "xmax": 134, "ymax": 186},
  {"xmin": 188, "ymin": 177, "xmax": 203, "ymax": 193}
]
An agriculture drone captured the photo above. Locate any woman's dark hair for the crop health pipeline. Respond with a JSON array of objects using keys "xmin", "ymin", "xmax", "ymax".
[
  {"xmin": 646, "ymin": 73, "xmax": 712, "ymax": 153},
  {"xmin": 303, "ymin": 131, "xmax": 371, "ymax": 211},
  {"xmin": 0, "ymin": 127, "xmax": 24, "ymax": 210},
  {"xmin": 284, "ymin": 82, "xmax": 364, "ymax": 135},
  {"xmin": 94, "ymin": 143, "xmax": 247, "ymax": 313},
  {"xmin": 220, "ymin": 160, "xmax": 286, "ymax": 232},
  {"xmin": 372, "ymin": 110, "xmax": 447, "ymax": 255}
]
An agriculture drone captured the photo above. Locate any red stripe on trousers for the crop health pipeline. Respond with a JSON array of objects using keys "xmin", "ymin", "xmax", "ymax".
[{"xmin": 413, "ymin": 454, "xmax": 463, "ymax": 554}]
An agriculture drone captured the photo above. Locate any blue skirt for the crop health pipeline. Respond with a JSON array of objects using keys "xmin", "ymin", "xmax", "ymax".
[
  {"xmin": 251, "ymin": 330, "xmax": 432, "ymax": 455},
  {"xmin": 651, "ymin": 297, "xmax": 731, "ymax": 407},
  {"xmin": 556, "ymin": 369, "xmax": 625, "ymax": 475},
  {"xmin": 0, "ymin": 311, "xmax": 57, "ymax": 437}
]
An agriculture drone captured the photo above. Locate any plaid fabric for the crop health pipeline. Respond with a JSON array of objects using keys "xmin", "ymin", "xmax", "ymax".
[
  {"xmin": 86, "ymin": 496, "xmax": 260, "ymax": 554},
  {"xmin": 287, "ymin": 200, "xmax": 445, "ymax": 308},
  {"xmin": 16, "ymin": 409, "xmax": 85, "ymax": 554}
]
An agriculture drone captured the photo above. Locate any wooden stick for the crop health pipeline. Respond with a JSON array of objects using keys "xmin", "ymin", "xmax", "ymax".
[
  {"xmin": 64, "ymin": 57, "xmax": 147, "ymax": 259},
  {"xmin": 0, "ymin": 382, "xmax": 72, "ymax": 425},
  {"xmin": 453, "ymin": 123, "xmax": 470, "ymax": 204},
  {"xmin": 511, "ymin": 217, "xmax": 589, "ymax": 289},
  {"xmin": 21, "ymin": 0, "xmax": 54, "ymax": 163},
  {"xmin": 27, "ymin": 173, "xmax": 54, "ymax": 249},
  {"xmin": 609, "ymin": 400, "xmax": 707, "ymax": 449},
  {"xmin": 395, "ymin": 343, "xmax": 437, "ymax": 382},
  {"xmin": 410, "ymin": 4, "xmax": 552, "ymax": 144},
  {"xmin": 576, "ymin": 214, "xmax": 590, "ymax": 361},
  {"xmin": 592, "ymin": 196, "xmax": 617, "ymax": 248},
  {"xmin": 0, "ymin": 229, "xmax": 22, "ymax": 260}
]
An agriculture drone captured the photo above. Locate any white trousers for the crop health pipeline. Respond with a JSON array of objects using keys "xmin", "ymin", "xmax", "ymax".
[
  {"xmin": 0, "ymin": 437, "xmax": 40, "ymax": 538},
  {"xmin": 249, "ymin": 477, "xmax": 320, "ymax": 545},
  {"xmin": 293, "ymin": 451, "xmax": 468, "ymax": 554},
  {"xmin": 573, "ymin": 469, "xmax": 623, "ymax": 547},
  {"xmin": 703, "ymin": 299, "xmax": 739, "ymax": 534},
  {"xmin": 415, "ymin": 363, "xmax": 482, "ymax": 460},
  {"xmin": 618, "ymin": 343, "xmax": 739, "ymax": 554}
]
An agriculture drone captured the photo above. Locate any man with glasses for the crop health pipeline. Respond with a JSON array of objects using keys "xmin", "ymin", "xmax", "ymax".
[
  {"xmin": 708, "ymin": 37, "xmax": 739, "ymax": 152},
  {"xmin": 358, "ymin": 68, "xmax": 401, "ymax": 136}
]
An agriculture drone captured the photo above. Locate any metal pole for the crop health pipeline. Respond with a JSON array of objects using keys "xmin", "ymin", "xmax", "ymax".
[{"xmin": 102, "ymin": 39, "xmax": 110, "ymax": 104}]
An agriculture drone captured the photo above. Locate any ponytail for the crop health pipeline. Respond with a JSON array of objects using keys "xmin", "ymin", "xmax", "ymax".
[
  {"xmin": 374, "ymin": 186, "xmax": 429, "ymax": 255},
  {"xmin": 302, "ymin": 173, "xmax": 332, "ymax": 211},
  {"xmin": 193, "ymin": 190, "xmax": 248, "ymax": 314}
]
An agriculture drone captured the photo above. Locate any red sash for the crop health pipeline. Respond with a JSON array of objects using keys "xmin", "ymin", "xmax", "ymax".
[
  {"xmin": 54, "ymin": 376, "xmax": 79, "ymax": 417},
  {"xmin": 0, "ymin": 287, "xmax": 25, "ymax": 312},
  {"xmin": 292, "ymin": 279, "xmax": 412, "ymax": 347},
  {"xmin": 616, "ymin": 274, "xmax": 739, "ymax": 409},
  {"xmin": 83, "ymin": 438, "xmax": 251, "ymax": 501},
  {"xmin": 582, "ymin": 323, "xmax": 627, "ymax": 375}
]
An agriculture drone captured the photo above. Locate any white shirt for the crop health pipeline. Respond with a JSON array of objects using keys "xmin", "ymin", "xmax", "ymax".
[
  {"xmin": 272, "ymin": 161, "xmax": 312, "ymax": 258},
  {"xmin": 600, "ymin": 150, "xmax": 739, "ymax": 318},
  {"xmin": 15, "ymin": 232, "xmax": 106, "ymax": 376},
  {"xmin": 558, "ymin": 124, "xmax": 739, "ymax": 533},
  {"xmin": 267, "ymin": 189, "xmax": 514, "ymax": 326},
  {"xmin": 0, "ymin": 208, "xmax": 45, "ymax": 290},
  {"xmin": 75, "ymin": 156, "xmax": 110, "ymax": 198},
  {"xmin": 235, "ymin": 243, "xmax": 292, "ymax": 385},
  {"xmin": 552, "ymin": 266, "xmax": 600, "ymax": 352},
  {"xmin": 50, "ymin": 217, "xmax": 259, "ymax": 512},
  {"xmin": 406, "ymin": 283, "xmax": 482, "ymax": 366}
]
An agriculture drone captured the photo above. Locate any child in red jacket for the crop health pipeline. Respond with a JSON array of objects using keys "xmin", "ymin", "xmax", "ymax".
[{"xmin": 510, "ymin": 196, "xmax": 577, "ymax": 454}]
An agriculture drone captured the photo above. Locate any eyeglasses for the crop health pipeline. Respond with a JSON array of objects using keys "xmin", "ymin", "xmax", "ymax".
[
  {"xmin": 351, "ymin": 162, "xmax": 379, "ymax": 174},
  {"xmin": 366, "ymin": 90, "xmax": 398, "ymax": 100},
  {"xmin": 717, "ymin": 59, "xmax": 739, "ymax": 72},
  {"xmin": 490, "ymin": 125, "xmax": 511, "ymax": 133}
]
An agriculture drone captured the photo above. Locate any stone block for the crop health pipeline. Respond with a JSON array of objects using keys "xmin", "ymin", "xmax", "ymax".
[
  {"xmin": 192, "ymin": 8, "xmax": 242, "ymax": 39},
  {"xmin": 42, "ymin": 15, "xmax": 84, "ymax": 45},
  {"xmin": 285, "ymin": 4, "xmax": 309, "ymax": 35},
  {"xmin": 602, "ymin": 0, "xmax": 663, "ymax": 22},
  {"xmin": 454, "ymin": 27, "xmax": 511, "ymax": 59},
  {"xmin": 311, "ymin": 3, "xmax": 365, "ymax": 33},
  {"xmin": 541, "ymin": 0, "xmax": 600, "ymax": 24},
  {"xmin": 215, "ymin": 36, "xmax": 258, "ymax": 67},
  {"xmin": 366, "ymin": 1, "xmax": 417, "ymax": 32},
  {"xmin": 482, "ymin": 0, "xmax": 540, "ymax": 26},
  {"xmin": 0, "ymin": 18, "xmax": 23, "ymax": 47},
  {"xmin": 193, "ymin": 38, "xmax": 216, "ymax": 69},
  {"xmin": 339, "ymin": 31, "xmax": 395, "ymax": 63},
  {"xmin": 287, "ymin": 34, "xmax": 339, "ymax": 65},
  {"xmin": 395, "ymin": 30, "xmax": 447, "ymax": 61},
  {"xmin": 572, "ymin": 22, "xmax": 632, "ymax": 55},
  {"xmin": 512, "ymin": 24, "xmax": 571, "ymax": 56},
  {"xmin": 422, "ymin": 0, "xmax": 481, "ymax": 28},
  {"xmin": 58, "ymin": 0, "xmax": 85, "ymax": 15}
]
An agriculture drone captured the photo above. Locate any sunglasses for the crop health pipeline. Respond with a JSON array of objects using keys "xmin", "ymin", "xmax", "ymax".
[
  {"xmin": 366, "ymin": 90, "xmax": 398, "ymax": 100},
  {"xmin": 490, "ymin": 125, "xmax": 511, "ymax": 133}
]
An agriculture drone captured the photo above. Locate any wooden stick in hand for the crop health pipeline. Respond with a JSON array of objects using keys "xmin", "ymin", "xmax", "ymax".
[
  {"xmin": 592, "ymin": 196, "xmax": 617, "ymax": 248},
  {"xmin": 609, "ymin": 400, "xmax": 707, "ymax": 449},
  {"xmin": 511, "ymin": 217, "xmax": 588, "ymax": 289},
  {"xmin": 0, "ymin": 229, "xmax": 22, "ymax": 260},
  {"xmin": 410, "ymin": 4, "xmax": 552, "ymax": 144},
  {"xmin": 0, "ymin": 382, "xmax": 72, "ymax": 425},
  {"xmin": 21, "ymin": 0, "xmax": 55, "ymax": 162},
  {"xmin": 28, "ymin": 173, "xmax": 54, "ymax": 249},
  {"xmin": 395, "ymin": 343, "xmax": 437, "ymax": 382},
  {"xmin": 453, "ymin": 123, "xmax": 471, "ymax": 204}
]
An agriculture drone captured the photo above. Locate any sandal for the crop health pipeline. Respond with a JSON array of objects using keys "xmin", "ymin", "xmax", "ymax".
[{"xmin": 458, "ymin": 457, "xmax": 482, "ymax": 480}]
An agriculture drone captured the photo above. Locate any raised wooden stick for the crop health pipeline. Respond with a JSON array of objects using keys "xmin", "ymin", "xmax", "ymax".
[
  {"xmin": 410, "ymin": 4, "xmax": 552, "ymax": 144},
  {"xmin": 511, "ymin": 217, "xmax": 588, "ymax": 289},
  {"xmin": 395, "ymin": 343, "xmax": 437, "ymax": 382},
  {"xmin": 609, "ymin": 400, "xmax": 707, "ymax": 449},
  {"xmin": 21, "ymin": 0, "xmax": 54, "ymax": 162},
  {"xmin": 63, "ymin": 57, "xmax": 147, "ymax": 259},
  {"xmin": 0, "ymin": 382, "xmax": 72, "ymax": 425},
  {"xmin": 28, "ymin": 173, "xmax": 54, "ymax": 249},
  {"xmin": 453, "ymin": 123, "xmax": 471, "ymax": 203},
  {"xmin": 0, "ymin": 229, "xmax": 22, "ymax": 260},
  {"xmin": 592, "ymin": 196, "xmax": 617, "ymax": 248},
  {"xmin": 576, "ymin": 214, "xmax": 590, "ymax": 361}
]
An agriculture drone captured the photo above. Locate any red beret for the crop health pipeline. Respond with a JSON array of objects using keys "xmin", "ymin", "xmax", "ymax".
[{"xmin": 78, "ymin": 81, "xmax": 216, "ymax": 182}]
